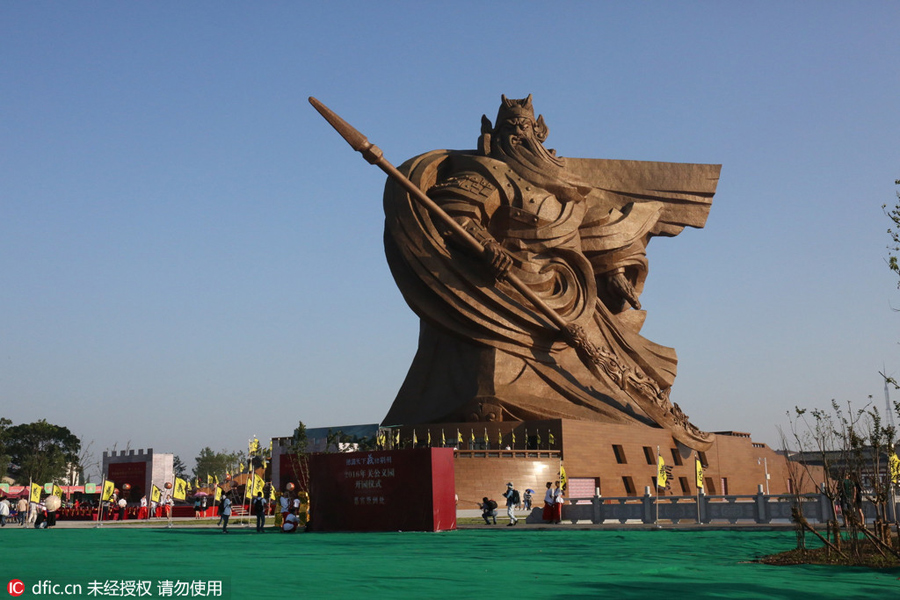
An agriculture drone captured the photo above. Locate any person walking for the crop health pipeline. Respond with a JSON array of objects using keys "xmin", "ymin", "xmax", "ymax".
[
  {"xmin": 279, "ymin": 491, "xmax": 292, "ymax": 524},
  {"xmin": 0, "ymin": 496, "xmax": 10, "ymax": 526},
  {"xmin": 253, "ymin": 492, "xmax": 266, "ymax": 532},
  {"xmin": 221, "ymin": 493, "xmax": 233, "ymax": 533},
  {"xmin": 523, "ymin": 488, "xmax": 533, "ymax": 511},
  {"xmin": 552, "ymin": 480, "xmax": 564, "ymax": 524},
  {"xmin": 17, "ymin": 497, "xmax": 28, "ymax": 526},
  {"xmin": 263, "ymin": 481, "xmax": 273, "ymax": 515},
  {"xmin": 502, "ymin": 482, "xmax": 520, "ymax": 526}
]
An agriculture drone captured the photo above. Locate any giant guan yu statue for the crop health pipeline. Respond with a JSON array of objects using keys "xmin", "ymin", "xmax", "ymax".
[{"xmin": 311, "ymin": 95, "xmax": 720, "ymax": 451}]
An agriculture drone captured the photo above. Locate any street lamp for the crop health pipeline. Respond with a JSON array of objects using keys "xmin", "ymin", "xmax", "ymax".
[{"xmin": 758, "ymin": 457, "xmax": 769, "ymax": 495}]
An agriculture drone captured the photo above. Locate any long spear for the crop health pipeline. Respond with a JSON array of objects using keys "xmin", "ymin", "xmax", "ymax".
[
  {"xmin": 308, "ymin": 97, "xmax": 711, "ymax": 451},
  {"xmin": 309, "ymin": 97, "xmax": 572, "ymax": 332}
]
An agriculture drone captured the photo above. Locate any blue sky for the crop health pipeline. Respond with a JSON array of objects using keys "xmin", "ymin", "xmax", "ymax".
[{"xmin": 3, "ymin": 2, "xmax": 899, "ymax": 479}]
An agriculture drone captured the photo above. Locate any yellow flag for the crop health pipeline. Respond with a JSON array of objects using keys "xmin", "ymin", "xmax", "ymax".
[
  {"xmin": 249, "ymin": 437, "xmax": 260, "ymax": 455},
  {"xmin": 173, "ymin": 477, "xmax": 187, "ymax": 501},
  {"xmin": 30, "ymin": 482, "xmax": 42, "ymax": 503},
  {"xmin": 457, "ymin": 429, "xmax": 463, "ymax": 445},
  {"xmin": 214, "ymin": 475, "xmax": 219, "ymax": 486},
  {"xmin": 151, "ymin": 485, "xmax": 161, "ymax": 504},
  {"xmin": 215, "ymin": 486, "xmax": 222, "ymax": 503},
  {"xmin": 498, "ymin": 430, "xmax": 503, "ymax": 446},
  {"xmin": 101, "ymin": 480, "xmax": 115, "ymax": 502},
  {"xmin": 441, "ymin": 430, "xmax": 446, "ymax": 446},
  {"xmin": 695, "ymin": 456, "xmax": 705, "ymax": 490},
  {"xmin": 657, "ymin": 454, "xmax": 668, "ymax": 490},
  {"xmin": 549, "ymin": 431, "xmax": 555, "ymax": 445},
  {"xmin": 512, "ymin": 430, "xmax": 516, "ymax": 445},
  {"xmin": 251, "ymin": 474, "xmax": 265, "ymax": 498},
  {"xmin": 483, "ymin": 428, "xmax": 488, "ymax": 444},
  {"xmin": 413, "ymin": 430, "xmax": 417, "ymax": 445},
  {"xmin": 52, "ymin": 484, "xmax": 63, "ymax": 498},
  {"xmin": 427, "ymin": 430, "xmax": 431, "ymax": 446},
  {"xmin": 537, "ymin": 431, "xmax": 542, "ymax": 447},
  {"xmin": 889, "ymin": 452, "xmax": 900, "ymax": 484},
  {"xmin": 470, "ymin": 430, "xmax": 475, "ymax": 444}
]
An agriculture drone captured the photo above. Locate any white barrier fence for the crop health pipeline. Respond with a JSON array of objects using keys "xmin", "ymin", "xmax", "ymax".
[{"xmin": 523, "ymin": 486, "xmax": 899, "ymax": 525}]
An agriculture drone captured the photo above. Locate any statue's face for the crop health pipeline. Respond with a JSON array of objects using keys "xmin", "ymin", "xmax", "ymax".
[{"xmin": 496, "ymin": 117, "xmax": 535, "ymax": 146}]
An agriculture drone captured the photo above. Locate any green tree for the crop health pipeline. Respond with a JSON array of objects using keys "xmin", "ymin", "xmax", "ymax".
[
  {"xmin": 0, "ymin": 417, "xmax": 12, "ymax": 481},
  {"xmin": 285, "ymin": 421, "xmax": 310, "ymax": 491},
  {"xmin": 173, "ymin": 455, "xmax": 188, "ymax": 480},
  {"xmin": 324, "ymin": 429, "xmax": 377, "ymax": 452},
  {"xmin": 292, "ymin": 422, "xmax": 308, "ymax": 454},
  {"xmin": 5, "ymin": 419, "xmax": 81, "ymax": 484},
  {"xmin": 192, "ymin": 447, "xmax": 245, "ymax": 481},
  {"xmin": 786, "ymin": 398, "xmax": 899, "ymax": 562},
  {"xmin": 883, "ymin": 179, "xmax": 900, "ymax": 284}
]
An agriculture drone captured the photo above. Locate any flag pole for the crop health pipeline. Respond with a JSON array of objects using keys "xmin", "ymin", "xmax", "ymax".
[
  {"xmin": 696, "ymin": 453, "xmax": 701, "ymax": 525},
  {"xmin": 96, "ymin": 474, "xmax": 106, "ymax": 528},
  {"xmin": 28, "ymin": 477, "xmax": 35, "ymax": 528},
  {"xmin": 240, "ymin": 438, "xmax": 251, "ymax": 527},
  {"xmin": 654, "ymin": 446, "xmax": 660, "ymax": 528}
]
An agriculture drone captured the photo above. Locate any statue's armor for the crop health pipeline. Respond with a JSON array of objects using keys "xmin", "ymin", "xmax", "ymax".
[
  {"xmin": 381, "ymin": 147, "xmax": 720, "ymax": 451},
  {"xmin": 429, "ymin": 154, "xmax": 584, "ymax": 250},
  {"xmin": 427, "ymin": 154, "xmax": 599, "ymax": 329}
]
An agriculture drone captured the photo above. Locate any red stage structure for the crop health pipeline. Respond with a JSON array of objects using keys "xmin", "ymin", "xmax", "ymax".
[{"xmin": 307, "ymin": 448, "xmax": 456, "ymax": 532}]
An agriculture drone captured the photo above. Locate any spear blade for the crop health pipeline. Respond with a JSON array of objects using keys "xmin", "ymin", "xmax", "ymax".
[{"xmin": 308, "ymin": 96, "xmax": 382, "ymax": 164}]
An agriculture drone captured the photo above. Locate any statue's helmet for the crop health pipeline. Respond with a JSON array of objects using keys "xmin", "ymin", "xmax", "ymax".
[{"xmin": 495, "ymin": 94, "xmax": 536, "ymax": 126}]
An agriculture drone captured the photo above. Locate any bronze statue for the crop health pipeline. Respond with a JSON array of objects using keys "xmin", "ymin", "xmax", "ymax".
[{"xmin": 310, "ymin": 95, "xmax": 720, "ymax": 451}]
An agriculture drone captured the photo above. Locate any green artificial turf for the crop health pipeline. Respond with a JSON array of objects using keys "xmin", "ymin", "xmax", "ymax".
[{"xmin": 3, "ymin": 527, "xmax": 898, "ymax": 598}]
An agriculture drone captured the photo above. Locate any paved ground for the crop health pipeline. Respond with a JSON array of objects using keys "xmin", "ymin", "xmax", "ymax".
[{"xmin": 14, "ymin": 513, "xmax": 807, "ymax": 531}]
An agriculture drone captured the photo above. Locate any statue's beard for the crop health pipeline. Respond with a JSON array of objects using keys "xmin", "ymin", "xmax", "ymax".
[{"xmin": 491, "ymin": 132, "xmax": 589, "ymax": 203}]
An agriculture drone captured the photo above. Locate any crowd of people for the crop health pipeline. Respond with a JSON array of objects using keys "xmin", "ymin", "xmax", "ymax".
[
  {"xmin": 0, "ymin": 495, "xmax": 47, "ymax": 528},
  {"xmin": 277, "ymin": 487, "xmax": 307, "ymax": 533},
  {"xmin": 6, "ymin": 477, "xmax": 568, "ymax": 531},
  {"xmin": 480, "ymin": 480, "xmax": 564, "ymax": 526},
  {"xmin": 0, "ymin": 478, "xmax": 310, "ymax": 533}
]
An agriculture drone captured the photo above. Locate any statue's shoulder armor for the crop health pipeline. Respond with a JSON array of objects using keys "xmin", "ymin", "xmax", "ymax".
[{"xmin": 427, "ymin": 154, "xmax": 509, "ymax": 203}]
